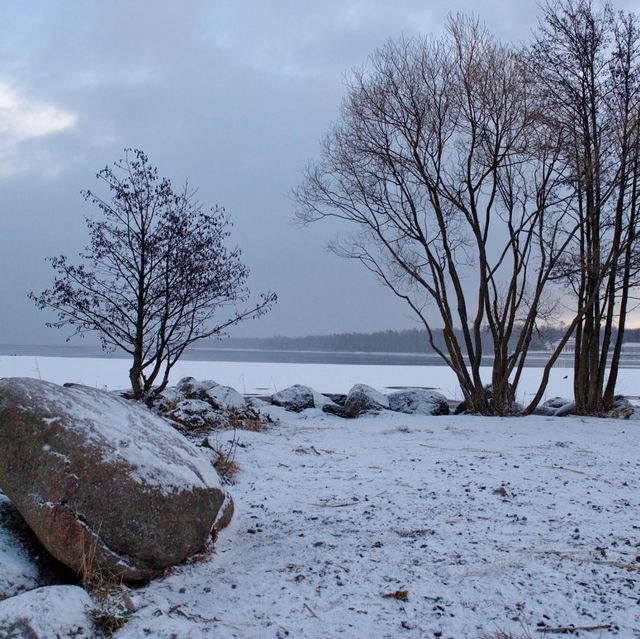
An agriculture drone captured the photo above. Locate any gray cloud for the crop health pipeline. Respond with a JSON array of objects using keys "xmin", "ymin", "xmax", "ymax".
[{"xmin": 2, "ymin": 1, "xmax": 636, "ymax": 344}]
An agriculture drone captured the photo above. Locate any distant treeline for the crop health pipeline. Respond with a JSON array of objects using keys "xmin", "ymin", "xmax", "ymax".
[{"xmin": 205, "ymin": 326, "xmax": 640, "ymax": 354}]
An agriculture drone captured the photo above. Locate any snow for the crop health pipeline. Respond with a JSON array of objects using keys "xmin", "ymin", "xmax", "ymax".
[
  {"xmin": 0, "ymin": 378, "xmax": 222, "ymax": 497},
  {"xmin": 0, "ymin": 358, "xmax": 639, "ymax": 637},
  {"xmin": 346, "ymin": 383, "xmax": 390, "ymax": 414},
  {"xmin": 271, "ymin": 384, "xmax": 331, "ymax": 411},
  {"xmin": 111, "ymin": 404, "xmax": 640, "ymax": 638},
  {"xmin": 0, "ymin": 585, "xmax": 95, "ymax": 637},
  {"xmin": 206, "ymin": 385, "xmax": 247, "ymax": 411},
  {"xmin": 388, "ymin": 388, "xmax": 449, "ymax": 415},
  {"xmin": 1, "ymin": 355, "xmax": 625, "ymax": 402},
  {"xmin": 0, "ymin": 495, "xmax": 42, "ymax": 602}
]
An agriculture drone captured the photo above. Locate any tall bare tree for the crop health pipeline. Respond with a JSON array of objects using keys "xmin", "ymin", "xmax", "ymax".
[
  {"xmin": 531, "ymin": 0, "xmax": 640, "ymax": 413},
  {"xmin": 295, "ymin": 17, "xmax": 578, "ymax": 414},
  {"xmin": 33, "ymin": 149, "xmax": 276, "ymax": 401}
]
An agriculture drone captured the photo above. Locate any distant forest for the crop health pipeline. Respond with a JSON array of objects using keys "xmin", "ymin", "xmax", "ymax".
[{"xmin": 204, "ymin": 327, "xmax": 640, "ymax": 354}]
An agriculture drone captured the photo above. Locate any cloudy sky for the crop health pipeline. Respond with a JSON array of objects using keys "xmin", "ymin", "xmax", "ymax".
[{"xmin": 1, "ymin": 0, "xmax": 636, "ymax": 345}]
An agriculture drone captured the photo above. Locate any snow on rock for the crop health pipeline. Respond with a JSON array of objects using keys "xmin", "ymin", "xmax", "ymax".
[
  {"xmin": 213, "ymin": 491, "xmax": 235, "ymax": 531},
  {"xmin": 387, "ymin": 388, "xmax": 449, "ymax": 415},
  {"xmin": 171, "ymin": 399, "xmax": 221, "ymax": 430},
  {"xmin": 0, "ymin": 494, "xmax": 42, "ymax": 602},
  {"xmin": 112, "ymin": 407, "xmax": 640, "ymax": 639},
  {"xmin": 0, "ymin": 585, "xmax": 96, "ymax": 638},
  {"xmin": 271, "ymin": 384, "xmax": 332, "ymax": 412},
  {"xmin": 206, "ymin": 384, "xmax": 246, "ymax": 411},
  {"xmin": 533, "ymin": 397, "xmax": 576, "ymax": 417},
  {"xmin": 0, "ymin": 378, "xmax": 227, "ymax": 581},
  {"xmin": 163, "ymin": 378, "xmax": 249, "ymax": 429},
  {"xmin": 606, "ymin": 396, "xmax": 635, "ymax": 419},
  {"xmin": 344, "ymin": 383, "xmax": 389, "ymax": 417},
  {"xmin": 176, "ymin": 376, "xmax": 218, "ymax": 399}
]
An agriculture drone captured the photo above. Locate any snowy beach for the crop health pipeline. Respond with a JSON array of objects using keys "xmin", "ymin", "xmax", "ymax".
[
  {"xmin": 115, "ymin": 406, "xmax": 640, "ymax": 638},
  {"xmin": 0, "ymin": 356, "xmax": 639, "ymax": 637}
]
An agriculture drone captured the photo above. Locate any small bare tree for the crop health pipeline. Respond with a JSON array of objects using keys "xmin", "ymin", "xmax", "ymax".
[
  {"xmin": 295, "ymin": 17, "xmax": 578, "ymax": 414},
  {"xmin": 531, "ymin": 0, "xmax": 640, "ymax": 413},
  {"xmin": 32, "ymin": 149, "xmax": 276, "ymax": 401}
]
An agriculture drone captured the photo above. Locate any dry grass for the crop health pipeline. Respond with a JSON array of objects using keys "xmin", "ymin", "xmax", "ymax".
[
  {"xmin": 214, "ymin": 455, "xmax": 240, "ymax": 480},
  {"xmin": 77, "ymin": 527, "xmax": 133, "ymax": 637},
  {"xmin": 208, "ymin": 429, "xmax": 242, "ymax": 483},
  {"xmin": 478, "ymin": 622, "xmax": 535, "ymax": 639},
  {"xmin": 479, "ymin": 629, "xmax": 533, "ymax": 639},
  {"xmin": 226, "ymin": 407, "xmax": 274, "ymax": 431}
]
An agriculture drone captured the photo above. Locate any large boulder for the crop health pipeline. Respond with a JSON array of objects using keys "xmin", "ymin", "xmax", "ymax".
[
  {"xmin": 0, "ymin": 585, "xmax": 96, "ymax": 638},
  {"xmin": 0, "ymin": 378, "xmax": 228, "ymax": 581},
  {"xmin": 388, "ymin": 388, "xmax": 450, "ymax": 416},
  {"xmin": 271, "ymin": 384, "xmax": 332, "ymax": 412},
  {"xmin": 344, "ymin": 384, "xmax": 389, "ymax": 418}
]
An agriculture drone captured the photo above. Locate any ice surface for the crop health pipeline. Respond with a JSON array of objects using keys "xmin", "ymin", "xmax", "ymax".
[{"xmin": 3, "ymin": 355, "xmax": 629, "ymax": 404}]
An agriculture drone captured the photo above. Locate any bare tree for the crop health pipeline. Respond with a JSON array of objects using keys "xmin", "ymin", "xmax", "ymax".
[
  {"xmin": 295, "ymin": 17, "xmax": 578, "ymax": 414},
  {"xmin": 531, "ymin": 0, "xmax": 640, "ymax": 414},
  {"xmin": 32, "ymin": 149, "xmax": 276, "ymax": 401}
]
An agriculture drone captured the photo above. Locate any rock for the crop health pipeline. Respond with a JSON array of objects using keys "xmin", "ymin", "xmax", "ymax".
[
  {"xmin": 542, "ymin": 396, "xmax": 570, "ymax": 409},
  {"xmin": 606, "ymin": 395, "xmax": 634, "ymax": 419},
  {"xmin": 0, "ymin": 585, "xmax": 96, "ymax": 638},
  {"xmin": 214, "ymin": 491, "xmax": 235, "ymax": 531},
  {"xmin": 175, "ymin": 377, "xmax": 218, "ymax": 400},
  {"xmin": 321, "ymin": 403, "xmax": 350, "ymax": 418},
  {"xmin": 170, "ymin": 399, "xmax": 221, "ymax": 430},
  {"xmin": 162, "ymin": 379, "xmax": 248, "ymax": 428},
  {"xmin": 206, "ymin": 385, "xmax": 246, "ymax": 411},
  {"xmin": 531, "ymin": 404, "xmax": 554, "ymax": 416},
  {"xmin": 271, "ymin": 384, "xmax": 331, "ymax": 412},
  {"xmin": 553, "ymin": 401, "xmax": 575, "ymax": 417},
  {"xmin": 388, "ymin": 388, "xmax": 450, "ymax": 415},
  {"xmin": 344, "ymin": 384, "xmax": 389, "ymax": 417},
  {"xmin": 532, "ymin": 397, "xmax": 575, "ymax": 417},
  {"xmin": 324, "ymin": 393, "xmax": 347, "ymax": 406},
  {"xmin": 0, "ymin": 378, "xmax": 228, "ymax": 581}
]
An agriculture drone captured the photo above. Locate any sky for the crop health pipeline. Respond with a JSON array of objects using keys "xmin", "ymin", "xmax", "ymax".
[{"xmin": 0, "ymin": 0, "xmax": 637, "ymax": 345}]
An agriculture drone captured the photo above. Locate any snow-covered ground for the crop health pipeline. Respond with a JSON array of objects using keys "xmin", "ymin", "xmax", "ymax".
[
  {"xmin": 0, "ymin": 357, "xmax": 639, "ymax": 637},
  {"xmin": 115, "ymin": 405, "xmax": 639, "ymax": 638}
]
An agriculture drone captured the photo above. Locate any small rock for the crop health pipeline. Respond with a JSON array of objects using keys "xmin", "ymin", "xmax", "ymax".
[
  {"xmin": 171, "ymin": 399, "xmax": 220, "ymax": 430},
  {"xmin": 206, "ymin": 385, "xmax": 246, "ymax": 411},
  {"xmin": 388, "ymin": 388, "xmax": 449, "ymax": 415},
  {"xmin": 344, "ymin": 384, "xmax": 389, "ymax": 418},
  {"xmin": 271, "ymin": 385, "xmax": 333, "ymax": 412},
  {"xmin": 0, "ymin": 585, "xmax": 96, "ymax": 638}
]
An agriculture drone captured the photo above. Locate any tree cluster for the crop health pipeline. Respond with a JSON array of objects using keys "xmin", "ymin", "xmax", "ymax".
[{"xmin": 295, "ymin": 0, "xmax": 640, "ymax": 415}]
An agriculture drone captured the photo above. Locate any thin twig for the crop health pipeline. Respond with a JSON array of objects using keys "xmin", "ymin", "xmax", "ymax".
[
  {"xmin": 536, "ymin": 624, "xmax": 612, "ymax": 634},
  {"xmin": 303, "ymin": 603, "xmax": 320, "ymax": 619},
  {"xmin": 311, "ymin": 501, "xmax": 359, "ymax": 508}
]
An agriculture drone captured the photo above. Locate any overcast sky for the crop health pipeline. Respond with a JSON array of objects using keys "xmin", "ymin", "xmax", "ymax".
[{"xmin": 1, "ymin": 1, "xmax": 638, "ymax": 345}]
